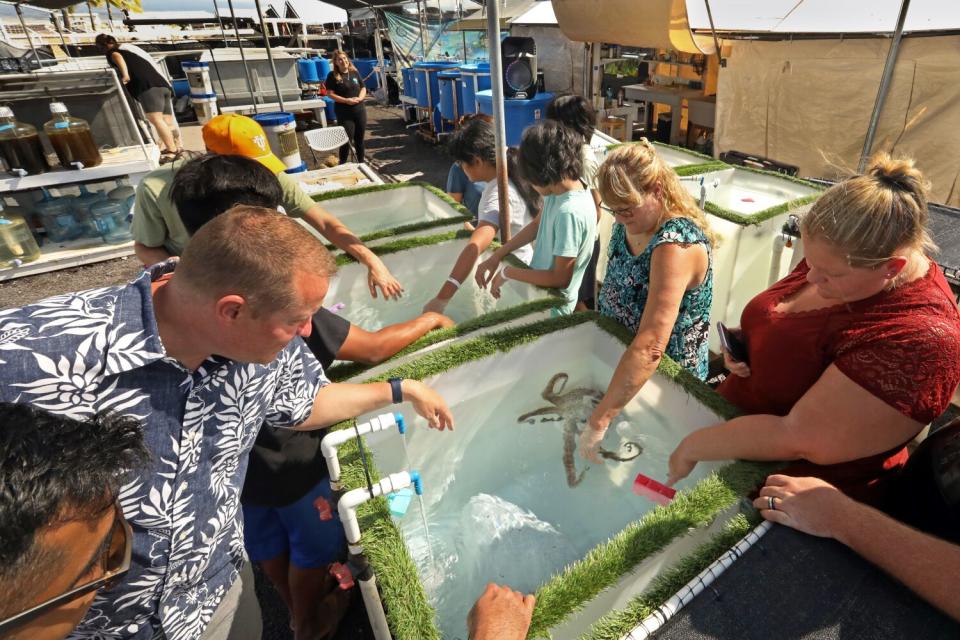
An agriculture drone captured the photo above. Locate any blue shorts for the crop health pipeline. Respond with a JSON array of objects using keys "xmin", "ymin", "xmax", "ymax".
[{"xmin": 242, "ymin": 481, "xmax": 345, "ymax": 569}]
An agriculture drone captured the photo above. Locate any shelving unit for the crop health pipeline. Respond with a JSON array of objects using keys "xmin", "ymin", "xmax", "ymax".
[{"xmin": 0, "ymin": 66, "xmax": 160, "ymax": 281}]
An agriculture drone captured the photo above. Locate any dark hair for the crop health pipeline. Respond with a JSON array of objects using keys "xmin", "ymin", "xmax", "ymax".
[
  {"xmin": 0, "ymin": 404, "xmax": 148, "ymax": 616},
  {"xmin": 447, "ymin": 119, "xmax": 542, "ymax": 215},
  {"xmin": 170, "ymin": 154, "xmax": 284, "ymax": 234},
  {"xmin": 95, "ymin": 34, "xmax": 118, "ymax": 50},
  {"xmin": 546, "ymin": 94, "xmax": 596, "ymax": 143},
  {"xmin": 518, "ymin": 120, "xmax": 583, "ymax": 187}
]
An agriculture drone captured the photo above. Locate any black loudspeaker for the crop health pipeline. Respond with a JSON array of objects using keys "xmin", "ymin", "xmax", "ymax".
[{"xmin": 502, "ymin": 36, "xmax": 538, "ymax": 100}]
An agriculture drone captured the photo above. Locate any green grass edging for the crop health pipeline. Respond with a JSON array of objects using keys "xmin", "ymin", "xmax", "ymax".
[
  {"xmin": 311, "ymin": 181, "xmax": 473, "ymax": 245},
  {"xmin": 604, "ymin": 141, "xmax": 728, "ymax": 178},
  {"xmin": 336, "ymin": 313, "xmax": 771, "ymax": 639},
  {"xmin": 581, "ymin": 512, "xmax": 762, "ymax": 640}
]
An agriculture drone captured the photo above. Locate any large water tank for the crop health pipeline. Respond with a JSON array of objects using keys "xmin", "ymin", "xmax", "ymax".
[
  {"xmin": 476, "ymin": 90, "xmax": 554, "ymax": 146},
  {"xmin": 413, "ymin": 61, "xmax": 459, "ymax": 109},
  {"xmin": 459, "ymin": 62, "xmax": 491, "ymax": 115},
  {"xmin": 438, "ymin": 71, "xmax": 462, "ymax": 122}
]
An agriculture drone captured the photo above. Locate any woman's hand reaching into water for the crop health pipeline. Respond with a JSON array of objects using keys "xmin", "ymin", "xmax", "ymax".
[
  {"xmin": 580, "ymin": 410, "xmax": 611, "ymax": 464},
  {"xmin": 367, "ymin": 262, "xmax": 403, "ymax": 301}
]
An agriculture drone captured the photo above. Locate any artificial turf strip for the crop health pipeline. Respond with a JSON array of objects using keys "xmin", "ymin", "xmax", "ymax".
[
  {"xmin": 334, "ymin": 313, "xmax": 767, "ymax": 639},
  {"xmin": 525, "ymin": 463, "xmax": 775, "ymax": 638},
  {"xmin": 580, "ymin": 512, "xmax": 762, "ymax": 640}
]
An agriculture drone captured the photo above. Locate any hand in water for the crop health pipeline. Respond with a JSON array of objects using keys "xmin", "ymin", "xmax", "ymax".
[
  {"xmin": 422, "ymin": 312, "xmax": 455, "ymax": 330},
  {"xmin": 368, "ymin": 263, "xmax": 403, "ymax": 301},
  {"xmin": 666, "ymin": 440, "xmax": 697, "ymax": 487},
  {"xmin": 403, "ymin": 380, "xmax": 454, "ymax": 431},
  {"xmin": 490, "ymin": 270, "xmax": 507, "ymax": 300},
  {"xmin": 423, "ymin": 296, "xmax": 450, "ymax": 314},
  {"xmin": 475, "ymin": 255, "xmax": 501, "ymax": 289},
  {"xmin": 467, "ymin": 583, "xmax": 536, "ymax": 640}
]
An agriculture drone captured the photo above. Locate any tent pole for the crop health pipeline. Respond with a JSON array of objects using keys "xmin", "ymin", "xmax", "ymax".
[
  {"xmin": 208, "ymin": 1, "xmax": 229, "ymax": 98},
  {"xmin": 858, "ymin": 0, "xmax": 911, "ymax": 173},
  {"xmin": 85, "ymin": 1, "xmax": 95, "ymax": 32},
  {"xmin": 253, "ymin": 0, "xmax": 284, "ymax": 111},
  {"xmin": 417, "ymin": 0, "xmax": 427, "ymax": 58},
  {"xmin": 226, "ymin": 0, "xmax": 260, "ymax": 112},
  {"xmin": 487, "ymin": 0, "xmax": 510, "ymax": 242}
]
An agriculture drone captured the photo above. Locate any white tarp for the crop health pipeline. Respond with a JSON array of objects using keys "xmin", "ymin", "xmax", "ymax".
[
  {"xmin": 715, "ymin": 36, "xmax": 960, "ymax": 206},
  {"xmin": 685, "ymin": 0, "xmax": 960, "ymax": 34}
]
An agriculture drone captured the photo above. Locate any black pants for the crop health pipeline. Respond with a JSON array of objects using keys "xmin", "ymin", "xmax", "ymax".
[{"xmin": 334, "ymin": 104, "xmax": 366, "ymax": 164}]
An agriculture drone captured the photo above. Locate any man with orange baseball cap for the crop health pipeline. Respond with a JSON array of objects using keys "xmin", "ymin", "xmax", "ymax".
[{"xmin": 131, "ymin": 114, "xmax": 402, "ymax": 300}]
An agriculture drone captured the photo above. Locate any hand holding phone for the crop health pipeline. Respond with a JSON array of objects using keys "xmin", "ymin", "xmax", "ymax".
[{"xmin": 717, "ymin": 322, "xmax": 749, "ymax": 364}]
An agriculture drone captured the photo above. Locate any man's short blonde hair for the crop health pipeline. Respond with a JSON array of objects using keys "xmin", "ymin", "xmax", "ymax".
[{"xmin": 177, "ymin": 205, "xmax": 337, "ymax": 314}]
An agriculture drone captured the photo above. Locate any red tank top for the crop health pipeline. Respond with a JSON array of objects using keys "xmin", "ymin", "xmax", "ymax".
[{"xmin": 719, "ymin": 259, "xmax": 960, "ymax": 504}]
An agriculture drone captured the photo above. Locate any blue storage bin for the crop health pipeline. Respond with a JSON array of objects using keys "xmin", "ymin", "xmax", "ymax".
[
  {"xmin": 476, "ymin": 90, "xmax": 554, "ymax": 146},
  {"xmin": 459, "ymin": 62, "xmax": 491, "ymax": 115},
  {"xmin": 401, "ymin": 67, "xmax": 416, "ymax": 98},
  {"xmin": 413, "ymin": 61, "xmax": 459, "ymax": 108},
  {"xmin": 172, "ymin": 78, "xmax": 191, "ymax": 98},
  {"xmin": 438, "ymin": 71, "xmax": 462, "ymax": 122}
]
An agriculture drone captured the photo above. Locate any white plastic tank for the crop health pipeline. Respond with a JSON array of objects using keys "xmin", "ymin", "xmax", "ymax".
[
  {"xmin": 191, "ymin": 93, "xmax": 219, "ymax": 125},
  {"xmin": 182, "ymin": 61, "xmax": 214, "ymax": 96},
  {"xmin": 252, "ymin": 112, "xmax": 305, "ymax": 173}
]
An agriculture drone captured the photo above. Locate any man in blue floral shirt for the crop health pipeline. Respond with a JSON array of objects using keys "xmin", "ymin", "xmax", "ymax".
[{"xmin": 0, "ymin": 207, "xmax": 453, "ymax": 640}]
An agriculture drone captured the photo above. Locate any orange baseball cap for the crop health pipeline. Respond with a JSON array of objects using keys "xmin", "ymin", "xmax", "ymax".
[{"xmin": 202, "ymin": 114, "xmax": 287, "ymax": 175}]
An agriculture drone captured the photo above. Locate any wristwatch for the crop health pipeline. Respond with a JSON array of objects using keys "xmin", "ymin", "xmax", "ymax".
[{"xmin": 388, "ymin": 377, "xmax": 403, "ymax": 404}]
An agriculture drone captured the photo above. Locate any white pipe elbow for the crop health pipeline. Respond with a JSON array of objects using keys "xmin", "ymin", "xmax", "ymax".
[
  {"xmin": 338, "ymin": 470, "xmax": 421, "ymax": 544},
  {"xmin": 321, "ymin": 412, "xmax": 403, "ymax": 483}
]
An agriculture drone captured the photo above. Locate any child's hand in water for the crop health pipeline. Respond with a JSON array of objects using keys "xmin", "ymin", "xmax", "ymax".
[
  {"xmin": 475, "ymin": 255, "xmax": 501, "ymax": 289},
  {"xmin": 423, "ymin": 296, "xmax": 450, "ymax": 314},
  {"xmin": 490, "ymin": 270, "xmax": 508, "ymax": 299}
]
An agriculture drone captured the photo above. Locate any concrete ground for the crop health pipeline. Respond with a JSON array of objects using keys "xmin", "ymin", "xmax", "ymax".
[{"xmin": 0, "ymin": 102, "xmax": 453, "ymax": 639}]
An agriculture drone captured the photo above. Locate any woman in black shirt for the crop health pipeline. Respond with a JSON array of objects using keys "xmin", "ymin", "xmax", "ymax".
[
  {"xmin": 324, "ymin": 51, "xmax": 367, "ymax": 164},
  {"xmin": 96, "ymin": 34, "xmax": 180, "ymax": 162}
]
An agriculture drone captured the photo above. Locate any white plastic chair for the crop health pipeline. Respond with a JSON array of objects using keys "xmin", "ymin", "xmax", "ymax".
[{"xmin": 304, "ymin": 126, "xmax": 356, "ymax": 164}]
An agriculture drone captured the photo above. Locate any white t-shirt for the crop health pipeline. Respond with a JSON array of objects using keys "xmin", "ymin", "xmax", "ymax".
[{"xmin": 478, "ymin": 180, "xmax": 534, "ymax": 265}]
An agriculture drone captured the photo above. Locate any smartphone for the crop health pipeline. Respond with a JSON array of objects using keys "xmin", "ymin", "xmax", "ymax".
[{"xmin": 717, "ymin": 321, "xmax": 749, "ymax": 364}]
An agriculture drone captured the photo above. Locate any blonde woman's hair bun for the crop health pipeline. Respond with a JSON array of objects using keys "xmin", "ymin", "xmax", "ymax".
[{"xmin": 865, "ymin": 152, "xmax": 928, "ymax": 203}]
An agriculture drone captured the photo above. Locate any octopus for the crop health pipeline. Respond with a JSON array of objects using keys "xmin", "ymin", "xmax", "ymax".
[{"xmin": 518, "ymin": 372, "xmax": 643, "ymax": 487}]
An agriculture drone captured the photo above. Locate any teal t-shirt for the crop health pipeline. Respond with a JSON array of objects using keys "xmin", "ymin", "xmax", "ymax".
[{"xmin": 529, "ymin": 189, "xmax": 597, "ymax": 315}]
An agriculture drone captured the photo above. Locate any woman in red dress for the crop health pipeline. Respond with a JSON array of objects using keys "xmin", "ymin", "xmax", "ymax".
[{"xmin": 666, "ymin": 154, "xmax": 960, "ymax": 505}]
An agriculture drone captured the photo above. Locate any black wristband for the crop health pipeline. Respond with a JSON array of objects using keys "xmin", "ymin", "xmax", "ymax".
[{"xmin": 388, "ymin": 377, "xmax": 403, "ymax": 404}]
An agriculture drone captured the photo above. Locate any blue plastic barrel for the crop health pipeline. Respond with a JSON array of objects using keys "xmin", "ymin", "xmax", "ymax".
[
  {"xmin": 438, "ymin": 71, "xmax": 462, "ymax": 121},
  {"xmin": 323, "ymin": 96, "xmax": 337, "ymax": 123},
  {"xmin": 298, "ymin": 58, "xmax": 319, "ymax": 83},
  {"xmin": 414, "ymin": 61, "xmax": 459, "ymax": 108},
  {"xmin": 172, "ymin": 78, "xmax": 190, "ymax": 98},
  {"xmin": 476, "ymin": 90, "xmax": 555, "ymax": 146},
  {"xmin": 353, "ymin": 58, "xmax": 386, "ymax": 91},
  {"xmin": 459, "ymin": 62, "xmax": 491, "ymax": 115},
  {"xmin": 314, "ymin": 57, "xmax": 332, "ymax": 83}
]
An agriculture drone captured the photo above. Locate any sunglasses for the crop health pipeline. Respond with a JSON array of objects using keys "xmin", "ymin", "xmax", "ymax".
[
  {"xmin": 600, "ymin": 204, "xmax": 636, "ymax": 216},
  {"xmin": 0, "ymin": 503, "xmax": 132, "ymax": 634}
]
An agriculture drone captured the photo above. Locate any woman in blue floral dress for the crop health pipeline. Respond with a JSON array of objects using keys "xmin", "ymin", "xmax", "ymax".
[{"xmin": 580, "ymin": 139, "xmax": 716, "ymax": 463}]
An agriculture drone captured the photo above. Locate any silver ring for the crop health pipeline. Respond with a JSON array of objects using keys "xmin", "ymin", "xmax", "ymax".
[{"xmin": 767, "ymin": 496, "xmax": 776, "ymax": 511}]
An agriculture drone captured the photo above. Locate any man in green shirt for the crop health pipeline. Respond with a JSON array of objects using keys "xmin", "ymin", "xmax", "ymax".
[{"xmin": 132, "ymin": 114, "xmax": 403, "ymax": 300}]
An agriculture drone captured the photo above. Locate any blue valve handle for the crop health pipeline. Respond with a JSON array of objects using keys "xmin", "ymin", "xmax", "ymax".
[
  {"xmin": 409, "ymin": 470, "xmax": 423, "ymax": 495},
  {"xmin": 395, "ymin": 413, "xmax": 406, "ymax": 434}
]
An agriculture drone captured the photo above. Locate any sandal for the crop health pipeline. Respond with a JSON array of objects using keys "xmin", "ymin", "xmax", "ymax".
[{"xmin": 159, "ymin": 150, "xmax": 180, "ymax": 165}]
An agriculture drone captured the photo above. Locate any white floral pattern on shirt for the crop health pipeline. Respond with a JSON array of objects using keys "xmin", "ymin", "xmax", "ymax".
[{"xmin": 0, "ymin": 265, "xmax": 326, "ymax": 639}]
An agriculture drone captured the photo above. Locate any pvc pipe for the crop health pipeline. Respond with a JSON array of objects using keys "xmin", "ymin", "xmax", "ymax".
[
  {"xmin": 858, "ymin": 0, "xmax": 911, "ymax": 173},
  {"xmin": 768, "ymin": 233, "xmax": 787, "ymax": 287},
  {"xmin": 623, "ymin": 521, "xmax": 773, "ymax": 640},
  {"xmin": 359, "ymin": 572, "xmax": 392, "ymax": 640},
  {"xmin": 226, "ymin": 0, "xmax": 260, "ymax": 112},
  {"xmin": 486, "ymin": 0, "xmax": 511, "ymax": 242},
  {"xmin": 338, "ymin": 470, "xmax": 422, "ymax": 546},
  {"xmin": 321, "ymin": 412, "xmax": 404, "ymax": 486},
  {"xmin": 14, "ymin": 3, "xmax": 39, "ymax": 73}
]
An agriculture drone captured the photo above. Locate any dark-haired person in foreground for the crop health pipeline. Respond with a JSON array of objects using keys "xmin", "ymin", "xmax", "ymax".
[
  {"xmin": 165, "ymin": 153, "xmax": 454, "ymax": 639},
  {"xmin": 0, "ymin": 207, "xmax": 453, "ymax": 640},
  {"xmin": 132, "ymin": 113, "xmax": 402, "ymax": 300},
  {"xmin": 0, "ymin": 403, "xmax": 148, "ymax": 640}
]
